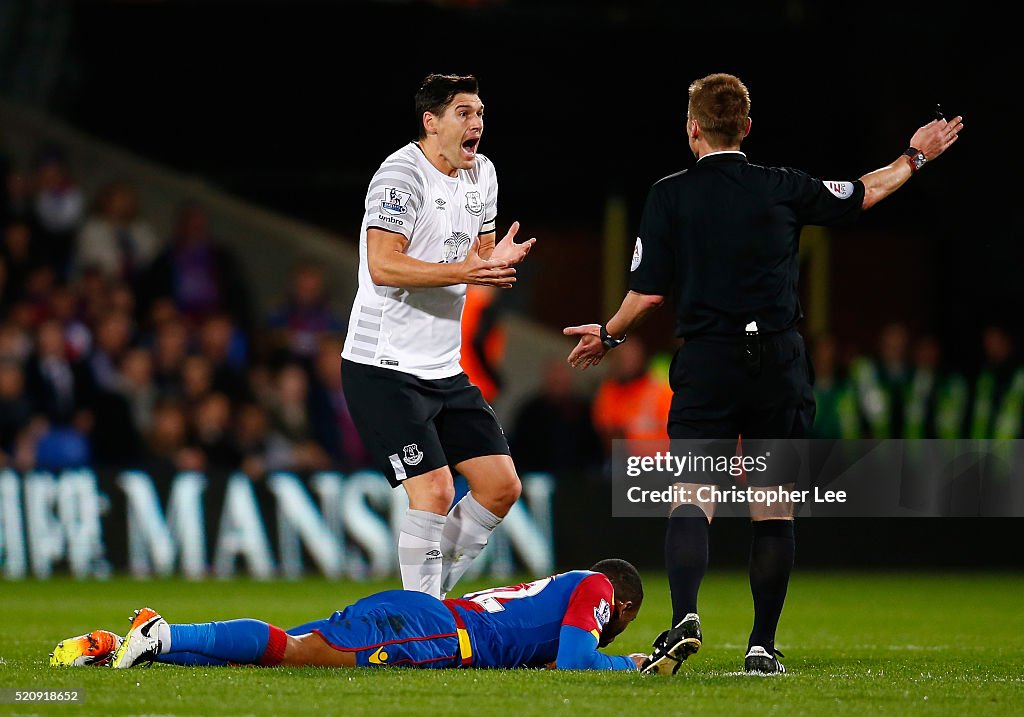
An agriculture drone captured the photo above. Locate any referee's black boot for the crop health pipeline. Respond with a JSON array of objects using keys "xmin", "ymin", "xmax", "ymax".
[
  {"xmin": 640, "ymin": 613, "xmax": 702, "ymax": 675},
  {"xmin": 744, "ymin": 645, "xmax": 786, "ymax": 674}
]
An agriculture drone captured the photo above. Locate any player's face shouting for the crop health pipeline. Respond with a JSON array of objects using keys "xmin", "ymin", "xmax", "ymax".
[{"xmin": 435, "ymin": 93, "xmax": 484, "ymax": 173}]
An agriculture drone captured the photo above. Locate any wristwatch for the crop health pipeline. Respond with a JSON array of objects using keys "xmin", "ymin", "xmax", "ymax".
[
  {"xmin": 903, "ymin": 146, "xmax": 927, "ymax": 172},
  {"xmin": 600, "ymin": 324, "xmax": 627, "ymax": 350}
]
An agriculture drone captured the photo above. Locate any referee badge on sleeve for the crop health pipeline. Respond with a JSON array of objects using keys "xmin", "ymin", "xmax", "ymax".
[
  {"xmin": 823, "ymin": 180, "xmax": 854, "ymax": 199},
  {"xmin": 631, "ymin": 237, "xmax": 643, "ymax": 271}
]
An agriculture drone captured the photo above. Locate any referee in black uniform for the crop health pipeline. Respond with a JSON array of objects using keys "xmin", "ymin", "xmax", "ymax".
[{"xmin": 564, "ymin": 73, "xmax": 963, "ymax": 674}]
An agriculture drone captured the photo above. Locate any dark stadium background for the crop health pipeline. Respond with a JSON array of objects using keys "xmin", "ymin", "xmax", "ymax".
[
  {"xmin": 1, "ymin": 0, "xmax": 1020, "ymax": 571},
  {"xmin": 51, "ymin": 0, "xmax": 1017, "ymax": 367}
]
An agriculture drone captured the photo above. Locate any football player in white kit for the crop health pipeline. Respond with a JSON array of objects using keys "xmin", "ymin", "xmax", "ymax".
[{"xmin": 342, "ymin": 74, "xmax": 535, "ymax": 599}]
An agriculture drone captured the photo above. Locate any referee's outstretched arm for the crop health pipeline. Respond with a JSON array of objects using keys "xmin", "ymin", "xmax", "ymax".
[
  {"xmin": 564, "ymin": 291, "xmax": 664, "ymax": 370},
  {"xmin": 563, "ymin": 114, "xmax": 964, "ymax": 371}
]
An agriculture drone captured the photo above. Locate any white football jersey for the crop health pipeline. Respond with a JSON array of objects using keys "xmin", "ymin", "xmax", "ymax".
[{"xmin": 342, "ymin": 142, "xmax": 498, "ymax": 379}]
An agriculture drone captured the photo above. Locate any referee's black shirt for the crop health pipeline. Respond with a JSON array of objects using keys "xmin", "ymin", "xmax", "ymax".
[{"xmin": 629, "ymin": 151, "xmax": 865, "ymax": 339}]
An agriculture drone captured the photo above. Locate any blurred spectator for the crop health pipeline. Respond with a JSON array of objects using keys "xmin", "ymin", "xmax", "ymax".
[
  {"xmin": 76, "ymin": 306, "xmax": 140, "ymax": 467},
  {"xmin": 307, "ymin": 334, "xmax": 369, "ymax": 471},
  {"xmin": 265, "ymin": 261, "xmax": 345, "ymax": 367},
  {"xmin": 591, "ymin": 338, "xmax": 672, "ymax": 450},
  {"xmin": 109, "ymin": 281, "xmax": 136, "ymax": 317},
  {"xmin": 151, "ymin": 316, "xmax": 190, "ymax": 397},
  {"xmin": 143, "ymin": 397, "xmax": 203, "ymax": 474},
  {"xmin": 30, "ymin": 144, "xmax": 84, "ymax": 279},
  {"xmin": 76, "ymin": 266, "xmax": 113, "ymax": 326},
  {"xmin": 143, "ymin": 296, "xmax": 180, "ymax": 335},
  {"xmin": 198, "ymin": 312, "xmax": 250, "ymax": 402},
  {"xmin": 510, "ymin": 356, "xmax": 603, "ymax": 474},
  {"xmin": 969, "ymin": 325, "xmax": 1023, "ymax": 439},
  {"xmin": 904, "ymin": 335, "xmax": 968, "ymax": 439},
  {"xmin": 21, "ymin": 264, "xmax": 57, "ymax": 325},
  {"xmin": 189, "ymin": 391, "xmax": 241, "ymax": 470},
  {"xmin": 1, "ymin": 166, "xmax": 33, "ymax": 228},
  {"xmin": 116, "ymin": 347, "xmax": 157, "ymax": 437},
  {"xmin": 87, "ymin": 309, "xmax": 133, "ymax": 392},
  {"xmin": 74, "ymin": 180, "xmax": 160, "ymax": 285},
  {"xmin": 460, "ymin": 284, "xmax": 505, "ymax": 403},
  {"xmin": 6, "ymin": 300, "xmax": 39, "ymax": 336},
  {"xmin": 246, "ymin": 362, "xmax": 275, "ymax": 408},
  {"xmin": 138, "ymin": 201, "xmax": 252, "ymax": 334},
  {"xmin": 0, "ymin": 256, "xmax": 7, "ymax": 311},
  {"xmin": 25, "ymin": 318, "xmax": 94, "ymax": 426},
  {"xmin": 17, "ymin": 318, "xmax": 95, "ymax": 471},
  {"xmin": 49, "ymin": 284, "xmax": 92, "ymax": 361},
  {"xmin": 233, "ymin": 401, "xmax": 270, "ymax": 479},
  {"xmin": 263, "ymin": 362, "xmax": 331, "ymax": 472},
  {"xmin": 0, "ymin": 320, "xmax": 31, "ymax": 363},
  {"xmin": 180, "ymin": 354, "xmax": 214, "ymax": 410},
  {"xmin": 2, "ymin": 221, "xmax": 39, "ymax": 307},
  {"xmin": 808, "ymin": 333, "xmax": 860, "ymax": 439},
  {"xmin": 851, "ymin": 321, "xmax": 911, "ymax": 438},
  {"xmin": 0, "ymin": 359, "xmax": 32, "ymax": 459}
]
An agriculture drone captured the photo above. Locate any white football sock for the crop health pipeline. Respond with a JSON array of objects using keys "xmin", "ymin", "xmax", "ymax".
[
  {"xmin": 440, "ymin": 493, "xmax": 502, "ymax": 595},
  {"xmin": 398, "ymin": 509, "xmax": 447, "ymax": 599},
  {"xmin": 156, "ymin": 620, "xmax": 171, "ymax": 654}
]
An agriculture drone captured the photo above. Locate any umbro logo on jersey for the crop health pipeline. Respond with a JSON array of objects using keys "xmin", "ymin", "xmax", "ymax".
[{"xmin": 435, "ymin": 198, "xmax": 446, "ymax": 209}]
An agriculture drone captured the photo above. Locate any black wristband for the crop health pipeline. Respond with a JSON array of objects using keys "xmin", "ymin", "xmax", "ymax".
[{"xmin": 600, "ymin": 324, "xmax": 627, "ymax": 350}]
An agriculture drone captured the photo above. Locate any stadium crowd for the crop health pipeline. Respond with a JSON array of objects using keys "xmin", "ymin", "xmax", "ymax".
[
  {"xmin": 1, "ymin": 144, "xmax": 1020, "ymax": 480},
  {"xmin": 0, "ymin": 144, "xmax": 365, "ymax": 476}
]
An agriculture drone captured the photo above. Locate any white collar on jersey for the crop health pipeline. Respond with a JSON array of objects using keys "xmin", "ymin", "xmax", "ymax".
[{"xmin": 697, "ymin": 150, "xmax": 747, "ymax": 162}]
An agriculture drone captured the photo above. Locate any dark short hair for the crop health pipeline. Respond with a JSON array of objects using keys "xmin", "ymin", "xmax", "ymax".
[
  {"xmin": 591, "ymin": 558, "xmax": 644, "ymax": 605},
  {"xmin": 415, "ymin": 73, "xmax": 480, "ymax": 139}
]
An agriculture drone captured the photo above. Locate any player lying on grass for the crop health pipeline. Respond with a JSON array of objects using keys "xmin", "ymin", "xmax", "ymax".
[{"xmin": 50, "ymin": 559, "xmax": 648, "ymax": 671}]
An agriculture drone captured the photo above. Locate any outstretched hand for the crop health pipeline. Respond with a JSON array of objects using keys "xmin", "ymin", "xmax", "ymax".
[
  {"xmin": 564, "ymin": 323, "xmax": 607, "ymax": 369},
  {"xmin": 491, "ymin": 221, "xmax": 536, "ymax": 266},
  {"xmin": 910, "ymin": 115, "xmax": 964, "ymax": 162},
  {"xmin": 462, "ymin": 237, "xmax": 517, "ymax": 288}
]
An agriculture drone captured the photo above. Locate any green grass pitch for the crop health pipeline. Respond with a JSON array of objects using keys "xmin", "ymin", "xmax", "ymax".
[{"xmin": 2, "ymin": 570, "xmax": 1022, "ymax": 716}]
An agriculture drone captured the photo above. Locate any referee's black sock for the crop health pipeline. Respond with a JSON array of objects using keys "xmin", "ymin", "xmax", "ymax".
[
  {"xmin": 665, "ymin": 503, "xmax": 710, "ymax": 625},
  {"xmin": 748, "ymin": 519, "xmax": 795, "ymax": 653}
]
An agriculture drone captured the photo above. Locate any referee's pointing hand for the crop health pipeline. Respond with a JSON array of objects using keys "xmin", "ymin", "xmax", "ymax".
[{"xmin": 563, "ymin": 323, "xmax": 607, "ymax": 369}]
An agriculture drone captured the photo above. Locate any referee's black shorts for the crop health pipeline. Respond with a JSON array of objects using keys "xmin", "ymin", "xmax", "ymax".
[
  {"xmin": 341, "ymin": 359, "xmax": 510, "ymax": 488},
  {"xmin": 667, "ymin": 330, "xmax": 814, "ymax": 486}
]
